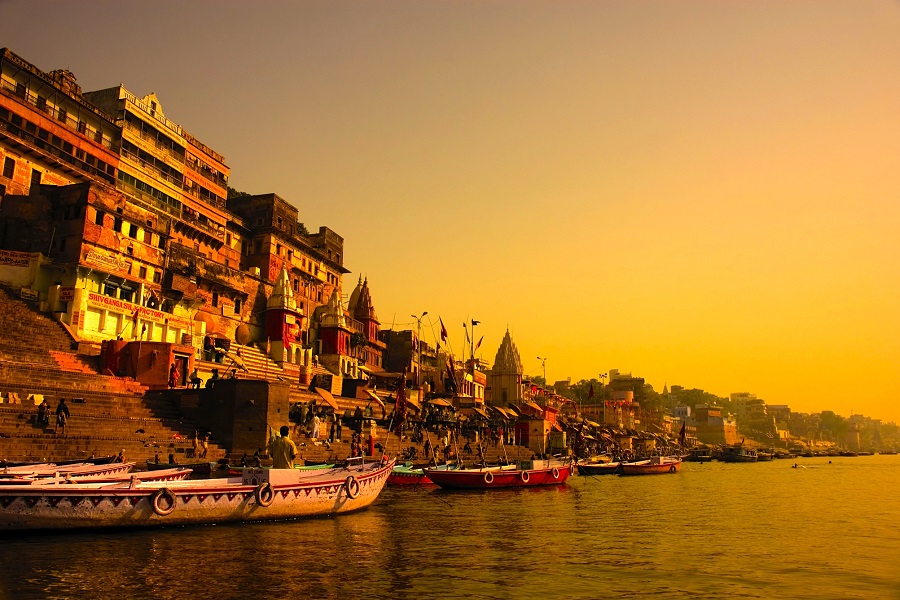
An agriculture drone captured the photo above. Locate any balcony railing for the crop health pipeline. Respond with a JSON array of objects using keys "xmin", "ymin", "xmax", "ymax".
[
  {"xmin": 0, "ymin": 119, "xmax": 115, "ymax": 185},
  {"xmin": 0, "ymin": 78, "xmax": 118, "ymax": 151}
]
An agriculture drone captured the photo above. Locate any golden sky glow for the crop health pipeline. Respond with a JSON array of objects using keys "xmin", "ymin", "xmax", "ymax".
[{"xmin": 5, "ymin": 1, "xmax": 900, "ymax": 422}]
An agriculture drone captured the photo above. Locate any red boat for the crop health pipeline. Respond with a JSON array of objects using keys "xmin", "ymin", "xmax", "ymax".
[
  {"xmin": 424, "ymin": 459, "xmax": 573, "ymax": 490},
  {"xmin": 619, "ymin": 456, "xmax": 682, "ymax": 475}
]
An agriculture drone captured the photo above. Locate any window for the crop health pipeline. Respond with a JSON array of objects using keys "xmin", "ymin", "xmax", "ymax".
[
  {"xmin": 153, "ymin": 271, "xmax": 161, "ymax": 284},
  {"xmin": 2, "ymin": 157, "xmax": 14, "ymax": 179},
  {"xmin": 139, "ymin": 266, "xmax": 147, "ymax": 279},
  {"xmin": 30, "ymin": 169, "xmax": 41, "ymax": 188},
  {"xmin": 113, "ymin": 217, "xmax": 123, "ymax": 233},
  {"xmin": 234, "ymin": 298, "xmax": 242, "ymax": 314},
  {"xmin": 94, "ymin": 209, "xmax": 104, "ymax": 226},
  {"xmin": 212, "ymin": 292, "xmax": 219, "ymax": 307},
  {"xmin": 57, "ymin": 108, "xmax": 67, "ymax": 123},
  {"xmin": 128, "ymin": 223, "xmax": 138, "ymax": 239}
]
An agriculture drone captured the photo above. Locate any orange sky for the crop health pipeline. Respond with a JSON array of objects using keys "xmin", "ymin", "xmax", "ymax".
[{"xmin": 5, "ymin": 1, "xmax": 900, "ymax": 422}]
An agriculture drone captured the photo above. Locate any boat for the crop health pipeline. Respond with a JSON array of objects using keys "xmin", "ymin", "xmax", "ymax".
[
  {"xmin": 757, "ymin": 451, "xmax": 774, "ymax": 462},
  {"xmin": 7, "ymin": 467, "xmax": 193, "ymax": 487},
  {"xmin": 619, "ymin": 456, "xmax": 682, "ymax": 475},
  {"xmin": 387, "ymin": 462, "xmax": 456, "ymax": 486},
  {"xmin": 685, "ymin": 448, "xmax": 714, "ymax": 462},
  {"xmin": 0, "ymin": 455, "xmax": 117, "ymax": 469},
  {"xmin": 577, "ymin": 461, "xmax": 623, "ymax": 476},
  {"xmin": 1, "ymin": 462, "xmax": 136, "ymax": 481},
  {"xmin": 721, "ymin": 445, "xmax": 758, "ymax": 463},
  {"xmin": 226, "ymin": 462, "xmax": 337, "ymax": 477},
  {"xmin": 0, "ymin": 458, "xmax": 394, "ymax": 531},
  {"xmin": 424, "ymin": 458, "xmax": 573, "ymax": 490},
  {"xmin": 147, "ymin": 460, "xmax": 216, "ymax": 475}
]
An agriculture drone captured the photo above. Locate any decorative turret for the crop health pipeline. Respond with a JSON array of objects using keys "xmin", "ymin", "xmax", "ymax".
[
  {"xmin": 488, "ymin": 329, "xmax": 524, "ymax": 406},
  {"xmin": 493, "ymin": 329, "xmax": 523, "ymax": 376},
  {"xmin": 263, "ymin": 267, "xmax": 304, "ymax": 367},
  {"xmin": 267, "ymin": 267, "xmax": 297, "ymax": 312}
]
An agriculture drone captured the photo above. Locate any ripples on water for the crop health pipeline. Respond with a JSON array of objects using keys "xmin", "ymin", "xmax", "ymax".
[{"xmin": 1, "ymin": 456, "xmax": 899, "ymax": 599}]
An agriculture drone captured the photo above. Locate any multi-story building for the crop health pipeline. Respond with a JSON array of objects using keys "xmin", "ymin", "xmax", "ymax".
[
  {"xmin": 0, "ymin": 48, "xmax": 356, "ymax": 384},
  {"xmin": 0, "ymin": 48, "xmax": 119, "ymax": 197},
  {"xmin": 690, "ymin": 404, "xmax": 738, "ymax": 445}
]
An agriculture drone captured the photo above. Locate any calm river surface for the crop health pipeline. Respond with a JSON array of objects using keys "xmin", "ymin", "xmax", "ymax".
[{"xmin": 1, "ymin": 455, "xmax": 898, "ymax": 599}]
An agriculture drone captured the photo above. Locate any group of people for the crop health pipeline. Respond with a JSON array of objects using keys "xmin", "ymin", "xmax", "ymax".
[{"xmin": 36, "ymin": 397, "xmax": 71, "ymax": 435}]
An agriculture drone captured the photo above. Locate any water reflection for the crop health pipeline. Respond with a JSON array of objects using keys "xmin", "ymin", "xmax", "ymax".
[{"xmin": 1, "ymin": 457, "xmax": 899, "ymax": 599}]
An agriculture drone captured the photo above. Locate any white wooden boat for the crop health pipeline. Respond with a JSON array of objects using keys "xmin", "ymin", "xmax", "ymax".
[
  {"xmin": 0, "ymin": 459, "xmax": 394, "ymax": 531},
  {"xmin": 0, "ymin": 462, "xmax": 136, "ymax": 483},
  {"xmin": 21, "ymin": 467, "xmax": 193, "ymax": 486}
]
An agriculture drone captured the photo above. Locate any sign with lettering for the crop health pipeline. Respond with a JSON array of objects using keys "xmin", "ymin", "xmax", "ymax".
[
  {"xmin": 86, "ymin": 292, "xmax": 190, "ymax": 329},
  {"xmin": 20, "ymin": 288, "xmax": 38, "ymax": 301},
  {"xmin": 84, "ymin": 249, "xmax": 131, "ymax": 277},
  {"xmin": 0, "ymin": 250, "xmax": 32, "ymax": 267},
  {"xmin": 60, "ymin": 287, "xmax": 75, "ymax": 302}
]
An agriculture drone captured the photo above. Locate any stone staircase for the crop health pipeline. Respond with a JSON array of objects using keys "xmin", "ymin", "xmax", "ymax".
[{"xmin": 0, "ymin": 285, "xmax": 226, "ymax": 464}]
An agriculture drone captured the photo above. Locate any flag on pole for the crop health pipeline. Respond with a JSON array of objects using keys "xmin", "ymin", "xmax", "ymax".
[
  {"xmin": 439, "ymin": 317, "xmax": 448, "ymax": 342},
  {"xmin": 463, "ymin": 323, "xmax": 470, "ymax": 344},
  {"xmin": 679, "ymin": 423, "xmax": 686, "ymax": 446},
  {"xmin": 475, "ymin": 336, "xmax": 483, "ymax": 351}
]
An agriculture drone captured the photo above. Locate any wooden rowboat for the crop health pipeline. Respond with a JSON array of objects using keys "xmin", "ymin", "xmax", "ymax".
[
  {"xmin": 0, "ymin": 459, "xmax": 394, "ymax": 531},
  {"xmin": 619, "ymin": 456, "xmax": 682, "ymax": 475},
  {"xmin": 424, "ymin": 459, "xmax": 573, "ymax": 490}
]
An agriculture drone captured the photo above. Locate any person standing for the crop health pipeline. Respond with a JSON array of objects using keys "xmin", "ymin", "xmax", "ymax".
[
  {"xmin": 190, "ymin": 429, "xmax": 200, "ymax": 458},
  {"xmin": 55, "ymin": 398, "xmax": 71, "ymax": 436},
  {"xmin": 168, "ymin": 362, "xmax": 179, "ymax": 389},
  {"xmin": 36, "ymin": 398, "xmax": 50, "ymax": 427},
  {"xmin": 199, "ymin": 432, "xmax": 209, "ymax": 459},
  {"xmin": 311, "ymin": 414, "xmax": 321, "ymax": 440},
  {"xmin": 267, "ymin": 425, "xmax": 298, "ymax": 469},
  {"xmin": 335, "ymin": 416, "xmax": 343, "ymax": 443}
]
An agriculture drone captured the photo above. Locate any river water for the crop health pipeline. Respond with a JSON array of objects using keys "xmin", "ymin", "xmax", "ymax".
[{"xmin": 1, "ymin": 455, "xmax": 898, "ymax": 600}]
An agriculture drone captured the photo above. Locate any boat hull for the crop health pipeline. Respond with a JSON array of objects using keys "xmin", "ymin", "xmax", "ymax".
[
  {"xmin": 0, "ymin": 460, "xmax": 394, "ymax": 531},
  {"xmin": 619, "ymin": 458, "xmax": 682, "ymax": 475},
  {"xmin": 577, "ymin": 462, "xmax": 621, "ymax": 475},
  {"xmin": 425, "ymin": 463, "xmax": 573, "ymax": 490}
]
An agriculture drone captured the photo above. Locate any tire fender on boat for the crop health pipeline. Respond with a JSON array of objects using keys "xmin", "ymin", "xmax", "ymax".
[
  {"xmin": 551, "ymin": 467, "xmax": 560, "ymax": 479},
  {"xmin": 483, "ymin": 471, "xmax": 494, "ymax": 484},
  {"xmin": 255, "ymin": 482, "xmax": 275, "ymax": 507},
  {"xmin": 569, "ymin": 464, "xmax": 576, "ymax": 477},
  {"xmin": 520, "ymin": 470, "xmax": 530, "ymax": 483},
  {"xmin": 669, "ymin": 465, "xmax": 677, "ymax": 473},
  {"xmin": 345, "ymin": 475, "xmax": 360, "ymax": 499},
  {"xmin": 151, "ymin": 488, "xmax": 177, "ymax": 516}
]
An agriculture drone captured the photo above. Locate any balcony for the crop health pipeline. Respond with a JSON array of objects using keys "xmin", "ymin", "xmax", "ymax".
[
  {"xmin": 0, "ymin": 118, "xmax": 115, "ymax": 185},
  {"xmin": 0, "ymin": 78, "xmax": 118, "ymax": 151}
]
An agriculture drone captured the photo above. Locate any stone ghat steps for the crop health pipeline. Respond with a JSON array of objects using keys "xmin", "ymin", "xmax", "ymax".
[
  {"xmin": 0, "ymin": 387, "xmax": 184, "ymax": 422},
  {"xmin": 0, "ymin": 407, "xmax": 226, "ymax": 464},
  {"xmin": 0, "ymin": 287, "xmax": 76, "ymax": 351},
  {"xmin": 0, "ymin": 362, "xmax": 149, "ymax": 396},
  {"xmin": 48, "ymin": 350, "xmax": 98, "ymax": 375}
]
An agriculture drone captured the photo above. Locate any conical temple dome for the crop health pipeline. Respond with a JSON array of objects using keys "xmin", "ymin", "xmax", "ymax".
[
  {"xmin": 492, "ymin": 329, "xmax": 522, "ymax": 375},
  {"xmin": 320, "ymin": 286, "xmax": 346, "ymax": 328},
  {"xmin": 267, "ymin": 267, "xmax": 297, "ymax": 311}
]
